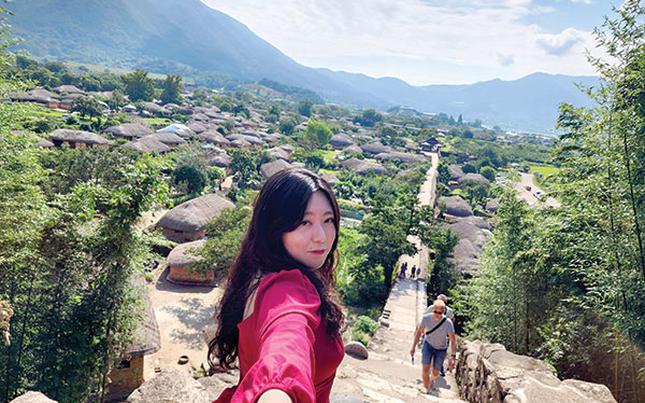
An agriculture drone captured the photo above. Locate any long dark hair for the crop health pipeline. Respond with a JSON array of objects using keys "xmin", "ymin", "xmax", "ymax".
[{"xmin": 208, "ymin": 168, "xmax": 345, "ymax": 370}]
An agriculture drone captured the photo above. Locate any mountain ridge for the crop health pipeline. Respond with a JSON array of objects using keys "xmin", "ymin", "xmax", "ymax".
[{"xmin": 7, "ymin": 0, "xmax": 598, "ymax": 132}]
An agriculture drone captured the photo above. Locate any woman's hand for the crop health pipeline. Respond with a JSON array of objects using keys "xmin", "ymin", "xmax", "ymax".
[{"xmin": 258, "ymin": 389, "xmax": 292, "ymax": 403}]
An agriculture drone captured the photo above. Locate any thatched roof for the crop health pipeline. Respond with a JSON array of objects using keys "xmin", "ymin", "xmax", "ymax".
[
  {"xmin": 230, "ymin": 138, "xmax": 252, "ymax": 148},
  {"xmin": 198, "ymin": 130, "xmax": 230, "ymax": 146},
  {"xmin": 448, "ymin": 165, "xmax": 464, "ymax": 181},
  {"xmin": 360, "ymin": 141, "xmax": 391, "ymax": 155},
  {"xmin": 187, "ymin": 122, "xmax": 208, "ymax": 134},
  {"xmin": 375, "ymin": 151, "xmax": 425, "ymax": 164},
  {"xmin": 340, "ymin": 158, "xmax": 387, "ymax": 175},
  {"xmin": 123, "ymin": 136, "xmax": 171, "ymax": 154},
  {"xmin": 261, "ymin": 159, "xmax": 293, "ymax": 181},
  {"xmin": 458, "ymin": 173, "xmax": 490, "ymax": 186},
  {"xmin": 321, "ymin": 173, "xmax": 340, "ymax": 185},
  {"xmin": 485, "ymin": 198, "xmax": 499, "ymax": 212},
  {"xmin": 36, "ymin": 138, "xmax": 54, "ymax": 148},
  {"xmin": 142, "ymin": 102, "xmax": 171, "ymax": 117},
  {"xmin": 149, "ymin": 132, "xmax": 185, "ymax": 145},
  {"xmin": 157, "ymin": 123, "xmax": 194, "ymax": 138},
  {"xmin": 227, "ymin": 134, "xmax": 263, "ymax": 146},
  {"xmin": 105, "ymin": 122, "xmax": 153, "ymax": 139},
  {"xmin": 210, "ymin": 154, "xmax": 231, "ymax": 168},
  {"xmin": 11, "ymin": 88, "xmax": 58, "ymax": 103},
  {"xmin": 330, "ymin": 133, "xmax": 354, "ymax": 148},
  {"xmin": 440, "ymin": 195, "xmax": 473, "ymax": 217},
  {"xmin": 192, "ymin": 113, "xmax": 210, "ymax": 122},
  {"xmin": 53, "ymin": 85, "xmax": 84, "ymax": 95},
  {"xmin": 50, "ymin": 129, "xmax": 109, "ymax": 145},
  {"xmin": 240, "ymin": 129, "xmax": 260, "ymax": 138},
  {"xmin": 343, "ymin": 144, "xmax": 363, "ymax": 155},
  {"xmin": 261, "ymin": 133, "xmax": 281, "ymax": 144},
  {"xmin": 157, "ymin": 194, "xmax": 234, "ymax": 233},
  {"xmin": 268, "ymin": 147, "xmax": 291, "ymax": 161},
  {"xmin": 167, "ymin": 239, "xmax": 206, "ymax": 267},
  {"xmin": 126, "ymin": 286, "xmax": 161, "ymax": 357}
]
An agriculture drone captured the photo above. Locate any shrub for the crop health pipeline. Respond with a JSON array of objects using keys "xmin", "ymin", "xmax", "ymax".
[{"xmin": 354, "ymin": 315, "xmax": 378, "ymax": 336}]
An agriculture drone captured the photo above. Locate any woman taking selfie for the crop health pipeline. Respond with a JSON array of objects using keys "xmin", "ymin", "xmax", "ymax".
[{"xmin": 209, "ymin": 168, "xmax": 345, "ymax": 403}]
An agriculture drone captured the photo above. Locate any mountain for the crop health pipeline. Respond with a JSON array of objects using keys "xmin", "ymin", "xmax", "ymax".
[{"xmin": 6, "ymin": 0, "xmax": 598, "ymax": 132}]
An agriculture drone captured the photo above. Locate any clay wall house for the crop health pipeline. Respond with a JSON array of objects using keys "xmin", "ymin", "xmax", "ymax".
[
  {"xmin": 420, "ymin": 136, "xmax": 441, "ymax": 152},
  {"xmin": 105, "ymin": 290, "xmax": 160, "ymax": 401},
  {"xmin": 329, "ymin": 133, "xmax": 355, "ymax": 149},
  {"xmin": 49, "ymin": 129, "xmax": 109, "ymax": 149},
  {"xmin": 198, "ymin": 130, "xmax": 230, "ymax": 148},
  {"xmin": 11, "ymin": 88, "xmax": 60, "ymax": 109},
  {"xmin": 157, "ymin": 194, "xmax": 235, "ymax": 243},
  {"xmin": 360, "ymin": 141, "xmax": 392, "ymax": 156},
  {"xmin": 53, "ymin": 85, "xmax": 85, "ymax": 95},
  {"xmin": 105, "ymin": 122, "xmax": 153, "ymax": 141},
  {"xmin": 166, "ymin": 240, "xmax": 214, "ymax": 285}
]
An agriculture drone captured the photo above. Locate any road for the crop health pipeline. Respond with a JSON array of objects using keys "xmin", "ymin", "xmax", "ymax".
[{"xmin": 514, "ymin": 172, "xmax": 560, "ymax": 208}]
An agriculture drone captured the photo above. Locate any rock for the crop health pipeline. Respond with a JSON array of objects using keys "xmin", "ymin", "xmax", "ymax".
[
  {"xmin": 345, "ymin": 341, "xmax": 369, "ymax": 360},
  {"xmin": 127, "ymin": 368, "xmax": 211, "ymax": 403},
  {"xmin": 10, "ymin": 392, "xmax": 57, "ymax": 403}
]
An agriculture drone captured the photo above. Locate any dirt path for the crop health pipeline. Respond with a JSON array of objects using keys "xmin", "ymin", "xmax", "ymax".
[{"xmin": 144, "ymin": 266, "xmax": 222, "ymax": 379}]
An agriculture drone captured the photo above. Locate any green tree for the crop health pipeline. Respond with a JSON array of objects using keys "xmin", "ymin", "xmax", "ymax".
[
  {"xmin": 480, "ymin": 166, "xmax": 496, "ymax": 182},
  {"xmin": 297, "ymin": 99, "xmax": 313, "ymax": 117},
  {"xmin": 124, "ymin": 69, "xmax": 154, "ymax": 102},
  {"xmin": 198, "ymin": 207, "xmax": 250, "ymax": 273},
  {"xmin": 172, "ymin": 165, "xmax": 207, "ymax": 195},
  {"xmin": 353, "ymin": 109, "xmax": 383, "ymax": 127},
  {"xmin": 71, "ymin": 95, "xmax": 104, "ymax": 119},
  {"xmin": 160, "ymin": 74, "xmax": 183, "ymax": 105},
  {"xmin": 301, "ymin": 119, "xmax": 332, "ymax": 150}
]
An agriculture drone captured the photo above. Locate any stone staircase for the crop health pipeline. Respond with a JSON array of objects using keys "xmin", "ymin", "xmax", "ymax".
[{"xmin": 331, "ymin": 275, "xmax": 466, "ymax": 403}]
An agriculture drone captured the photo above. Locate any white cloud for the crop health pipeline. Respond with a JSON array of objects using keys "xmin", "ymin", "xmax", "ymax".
[
  {"xmin": 202, "ymin": 0, "xmax": 601, "ymax": 84},
  {"xmin": 536, "ymin": 28, "xmax": 588, "ymax": 56},
  {"xmin": 569, "ymin": 0, "xmax": 593, "ymax": 4}
]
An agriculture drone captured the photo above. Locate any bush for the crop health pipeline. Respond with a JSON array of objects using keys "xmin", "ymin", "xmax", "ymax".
[
  {"xmin": 480, "ymin": 166, "xmax": 496, "ymax": 182},
  {"xmin": 462, "ymin": 163, "xmax": 477, "ymax": 174},
  {"xmin": 354, "ymin": 315, "xmax": 378, "ymax": 336},
  {"xmin": 351, "ymin": 329, "xmax": 371, "ymax": 346}
]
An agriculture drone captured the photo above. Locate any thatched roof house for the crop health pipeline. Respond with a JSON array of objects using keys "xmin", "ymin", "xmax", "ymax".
[
  {"xmin": 210, "ymin": 154, "xmax": 231, "ymax": 168},
  {"xmin": 375, "ymin": 151, "xmax": 425, "ymax": 165},
  {"xmin": 360, "ymin": 141, "xmax": 391, "ymax": 155},
  {"xmin": 227, "ymin": 134, "xmax": 264, "ymax": 146},
  {"xmin": 330, "ymin": 133, "xmax": 355, "ymax": 149},
  {"xmin": 448, "ymin": 165, "xmax": 465, "ymax": 181},
  {"xmin": 157, "ymin": 123, "xmax": 193, "ymax": 138},
  {"xmin": 321, "ymin": 173, "xmax": 340, "ymax": 185},
  {"xmin": 166, "ymin": 240, "xmax": 214, "ymax": 285},
  {"xmin": 440, "ymin": 196, "xmax": 473, "ymax": 217},
  {"xmin": 260, "ymin": 159, "xmax": 293, "ymax": 181},
  {"xmin": 198, "ymin": 130, "xmax": 230, "ymax": 147},
  {"xmin": 267, "ymin": 146, "xmax": 291, "ymax": 162},
  {"xmin": 11, "ymin": 88, "xmax": 59, "ymax": 108},
  {"xmin": 106, "ymin": 288, "xmax": 160, "ymax": 401},
  {"xmin": 458, "ymin": 173, "xmax": 490, "ymax": 186},
  {"xmin": 157, "ymin": 194, "xmax": 234, "ymax": 243},
  {"xmin": 49, "ymin": 129, "xmax": 109, "ymax": 148},
  {"xmin": 105, "ymin": 123, "xmax": 153, "ymax": 141},
  {"xmin": 123, "ymin": 136, "xmax": 171, "ymax": 154},
  {"xmin": 340, "ymin": 158, "xmax": 387, "ymax": 175},
  {"xmin": 343, "ymin": 144, "xmax": 363, "ymax": 155},
  {"xmin": 149, "ymin": 132, "xmax": 185, "ymax": 147},
  {"xmin": 141, "ymin": 102, "xmax": 171, "ymax": 117},
  {"xmin": 187, "ymin": 122, "xmax": 208, "ymax": 134},
  {"xmin": 53, "ymin": 85, "xmax": 84, "ymax": 95}
]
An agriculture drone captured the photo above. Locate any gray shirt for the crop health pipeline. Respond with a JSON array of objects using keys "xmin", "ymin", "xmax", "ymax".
[{"xmin": 420, "ymin": 313, "xmax": 454, "ymax": 350}]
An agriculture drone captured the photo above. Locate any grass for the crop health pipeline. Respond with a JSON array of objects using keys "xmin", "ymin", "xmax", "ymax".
[
  {"xmin": 529, "ymin": 164, "xmax": 559, "ymax": 177},
  {"xmin": 319, "ymin": 149, "xmax": 338, "ymax": 165}
]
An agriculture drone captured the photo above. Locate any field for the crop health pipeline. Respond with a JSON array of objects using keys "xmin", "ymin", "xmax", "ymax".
[{"xmin": 529, "ymin": 164, "xmax": 559, "ymax": 177}]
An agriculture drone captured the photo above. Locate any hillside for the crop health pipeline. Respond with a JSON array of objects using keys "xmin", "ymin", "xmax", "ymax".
[{"xmin": 7, "ymin": 0, "xmax": 598, "ymax": 132}]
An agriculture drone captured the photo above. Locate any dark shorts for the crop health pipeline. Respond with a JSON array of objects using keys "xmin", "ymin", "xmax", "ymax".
[{"xmin": 422, "ymin": 341, "xmax": 447, "ymax": 370}]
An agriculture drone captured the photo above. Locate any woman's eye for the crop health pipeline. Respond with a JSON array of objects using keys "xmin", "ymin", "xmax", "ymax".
[
  {"xmin": 324, "ymin": 218, "xmax": 334, "ymax": 223},
  {"xmin": 300, "ymin": 221, "xmax": 310, "ymax": 226}
]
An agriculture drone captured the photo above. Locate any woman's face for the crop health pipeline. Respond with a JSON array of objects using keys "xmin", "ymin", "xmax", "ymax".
[{"xmin": 282, "ymin": 191, "xmax": 337, "ymax": 270}]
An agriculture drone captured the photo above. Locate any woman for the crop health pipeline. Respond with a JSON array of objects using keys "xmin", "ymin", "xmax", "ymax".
[{"xmin": 209, "ymin": 168, "xmax": 346, "ymax": 403}]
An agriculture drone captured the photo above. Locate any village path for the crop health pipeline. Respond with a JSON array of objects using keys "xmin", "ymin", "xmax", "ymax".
[{"xmin": 331, "ymin": 153, "xmax": 465, "ymax": 402}]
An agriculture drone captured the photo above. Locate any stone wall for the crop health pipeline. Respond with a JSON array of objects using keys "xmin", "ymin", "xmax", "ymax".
[{"xmin": 456, "ymin": 340, "xmax": 617, "ymax": 403}]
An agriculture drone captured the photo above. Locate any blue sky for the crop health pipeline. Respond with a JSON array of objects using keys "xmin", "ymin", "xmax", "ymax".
[{"xmin": 204, "ymin": 0, "xmax": 617, "ymax": 85}]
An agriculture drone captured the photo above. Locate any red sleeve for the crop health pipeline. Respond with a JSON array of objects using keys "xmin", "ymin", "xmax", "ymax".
[{"xmin": 230, "ymin": 269, "xmax": 321, "ymax": 403}]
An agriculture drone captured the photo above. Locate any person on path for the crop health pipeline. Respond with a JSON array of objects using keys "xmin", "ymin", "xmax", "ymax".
[
  {"xmin": 410, "ymin": 300, "xmax": 457, "ymax": 394},
  {"xmin": 410, "ymin": 265, "xmax": 417, "ymax": 279},
  {"xmin": 416, "ymin": 266, "xmax": 421, "ymax": 279},
  {"xmin": 400, "ymin": 262, "xmax": 407, "ymax": 279},
  {"xmin": 210, "ymin": 168, "xmax": 345, "ymax": 403},
  {"xmin": 424, "ymin": 294, "xmax": 455, "ymax": 376}
]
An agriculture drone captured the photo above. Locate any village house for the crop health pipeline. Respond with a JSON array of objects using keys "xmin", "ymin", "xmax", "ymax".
[
  {"xmin": 166, "ymin": 240, "xmax": 215, "ymax": 285},
  {"xmin": 122, "ymin": 136, "xmax": 171, "ymax": 154},
  {"xmin": 420, "ymin": 136, "xmax": 441, "ymax": 152},
  {"xmin": 49, "ymin": 129, "xmax": 109, "ymax": 149},
  {"xmin": 157, "ymin": 194, "xmax": 234, "ymax": 243},
  {"xmin": 105, "ymin": 290, "xmax": 160, "ymax": 401},
  {"xmin": 105, "ymin": 122, "xmax": 153, "ymax": 141},
  {"xmin": 11, "ymin": 88, "xmax": 60, "ymax": 109}
]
